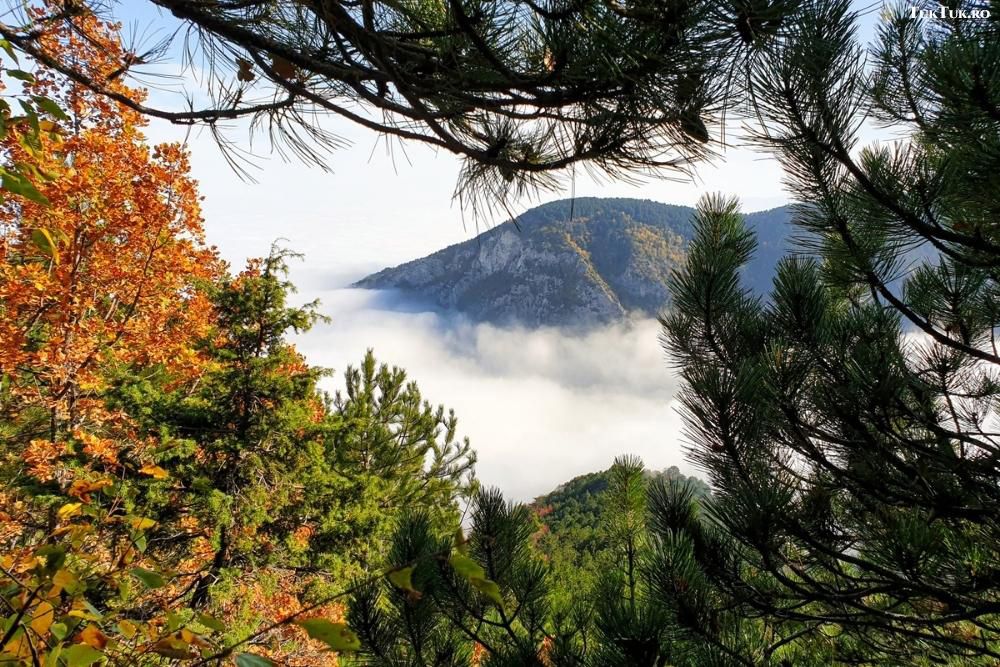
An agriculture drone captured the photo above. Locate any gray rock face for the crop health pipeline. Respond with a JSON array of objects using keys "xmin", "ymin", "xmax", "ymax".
[{"xmin": 354, "ymin": 198, "xmax": 792, "ymax": 327}]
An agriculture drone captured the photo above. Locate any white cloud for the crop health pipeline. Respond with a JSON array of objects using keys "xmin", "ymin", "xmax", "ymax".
[{"xmin": 292, "ymin": 286, "xmax": 696, "ymax": 502}]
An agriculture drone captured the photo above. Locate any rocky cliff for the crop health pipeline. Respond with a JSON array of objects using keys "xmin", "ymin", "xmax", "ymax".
[{"xmin": 354, "ymin": 198, "xmax": 792, "ymax": 327}]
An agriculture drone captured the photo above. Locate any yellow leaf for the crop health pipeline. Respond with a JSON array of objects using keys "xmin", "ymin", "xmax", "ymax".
[
  {"xmin": 57, "ymin": 502, "xmax": 82, "ymax": 519},
  {"xmin": 129, "ymin": 517, "xmax": 157, "ymax": 531},
  {"xmin": 29, "ymin": 601, "xmax": 54, "ymax": 636},
  {"xmin": 67, "ymin": 609, "xmax": 100, "ymax": 621},
  {"xmin": 51, "ymin": 568, "xmax": 78, "ymax": 595},
  {"xmin": 139, "ymin": 464, "xmax": 169, "ymax": 479},
  {"xmin": 178, "ymin": 627, "xmax": 209, "ymax": 649},
  {"xmin": 117, "ymin": 620, "xmax": 137, "ymax": 639},
  {"xmin": 2, "ymin": 633, "xmax": 31, "ymax": 659}
]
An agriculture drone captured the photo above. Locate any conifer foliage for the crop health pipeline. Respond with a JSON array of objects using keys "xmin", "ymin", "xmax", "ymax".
[
  {"xmin": 348, "ymin": 457, "xmax": 730, "ymax": 667},
  {"xmin": 0, "ymin": 0, "xmax": 781, "ymax": 210},
  {"xmin": 662, "ymin": 1, "xmax": 1000, "ymax": 662},
  {"xmin": 2, "ymin": 0, "xmax": 999, "ymax": 664}
]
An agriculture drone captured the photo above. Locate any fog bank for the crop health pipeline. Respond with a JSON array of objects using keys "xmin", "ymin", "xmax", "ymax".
[{"xmin": 290, "ymin": 280, "xmax": 693, "ymax": 501}]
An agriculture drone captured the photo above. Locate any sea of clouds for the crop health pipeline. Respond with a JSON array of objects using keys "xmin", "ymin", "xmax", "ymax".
[
  {"xmin": 289, "ymin": 276, "xmax": 695, "ymax": 502},
  {"xmin": 140, "ymin": 111, "xmax": 772, "ymax": 503}
]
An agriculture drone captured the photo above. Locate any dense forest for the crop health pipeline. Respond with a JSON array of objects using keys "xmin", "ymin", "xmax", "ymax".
[
  {"xmin": 531, "ymin": 465, "xmax": 711, "ymax": 573},
  {"xmin": 2, "ymin": 0, "xmax": 999, "ymax": 665}
]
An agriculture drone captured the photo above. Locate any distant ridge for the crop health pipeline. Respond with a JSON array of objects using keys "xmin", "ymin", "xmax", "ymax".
[{"xmin": 354, "ymin": 197, "xmax": 793, "ymax": 328}]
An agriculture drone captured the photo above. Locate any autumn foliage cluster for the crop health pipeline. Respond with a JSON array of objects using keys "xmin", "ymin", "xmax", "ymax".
[{"xmin": 0, "ymin": 8, "xmax": 475, "ymax": 666}]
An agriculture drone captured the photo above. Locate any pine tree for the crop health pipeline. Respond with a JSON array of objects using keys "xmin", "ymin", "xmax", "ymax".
[
  {"xmin": 347, "ymin": 457, "xmax": 736, "ymax": 666},
  {"xmin": 110, "ymin": 247, "xmax": 477, "ymax": 608},
  {"xmin": 5, "ymin": 0, "xmax": 998, "ymax": 663},
  {"xmin": 662, "ymin": 1, "xmax": 1000, "ymax": 661},
  {"xmin": 327, "ymin": 350, "xmax": 478, "ymax": 570},
  {"xmin": 1, "ymin": 240, "xmax": 478, "ymax": 665},
  {"xmin": 106, "ymin": 247, "xmax": 335, "ymax": 611}
]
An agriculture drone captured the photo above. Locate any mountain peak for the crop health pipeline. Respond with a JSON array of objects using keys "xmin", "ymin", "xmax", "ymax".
[{"xmin": 354, "ymin": 197, "xmax": 791, "ymax": 327}]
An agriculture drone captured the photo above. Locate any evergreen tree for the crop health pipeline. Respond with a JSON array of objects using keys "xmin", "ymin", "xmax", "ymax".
[
  {"xmin": 347, "ymin": 456, "xmax": 737, "ymax": 667},
  {"xmin": 661, "ymin": 1, "xmax": 1000, "ymax": 661},
  {"xmin": 1, "ymin": 240, "xmax": 478, "ymax": 664},
  {"xmin": 349, "ymin": 488, "xmax": 563, "ymax": 666},
  {"xmin": 329, "ymin": 350, "xmax": 478, "ymax": 567},
  {"xmin": 110, "ymin": 247, "xmax": 477, "ymax": 609},
  {"xmin": 531, "ymin": 463, "xmax": 712, "ymax": 610},
  {"xmin": 107, "ymin": 247, "xmax": 336, "ymax": 610}
]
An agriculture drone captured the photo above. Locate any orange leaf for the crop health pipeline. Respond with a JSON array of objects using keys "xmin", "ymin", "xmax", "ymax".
[
  {"xmin": 151, "ymin": 635, "xmax": 196, "ymax": 660},
  {"xmin": 79, "ymin": 624, "xmax": 108, "ymax": 649},
  {"xmin": 68, "ymin": 478, "xmax": 113, "ymax": 500}
]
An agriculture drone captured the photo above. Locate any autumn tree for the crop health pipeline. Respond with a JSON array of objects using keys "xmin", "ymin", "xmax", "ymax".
[
  {"xmin": 0, "ymin": 8, "xmax": 226, "ymax": 666},
  {"xmin": 0, "ymin": 4, "xmax": 220, "ymax": 450}
]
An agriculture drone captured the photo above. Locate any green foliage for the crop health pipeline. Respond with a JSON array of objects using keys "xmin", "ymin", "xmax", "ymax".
[
  {"xmin": 1, "ymin": 244, "xmax": 476, "ymax": 664},
  {"xmin": 348, "ymin": 490, "xmax": 556, "ymax": 666},
  {"xmin": 102, "ymin": 247, "xmax": 339, "ymax": 607},
  {"xmin": 348, "ymin": 457, "xmax": 732, "ymax": 666},
  {"xmin": 102, "ymin": 246, "xmax": 476, "ymax": 604},
  {"xmin": 0, "ymin": 55, "xmax": 66, "ymax": 206},
  {"xmin": 328, "ymin": 349, "xmax": 478, "ymax": 569},
  {"xmin": 658, "ymin": 0, "xmax": 1000, "ymax": 662},
  {"xmin": 296, "ymin": 618, "xmax": 361, "ymax": 651},
  {"xmin": 532, "ymin": 463, "xmax": 710, "ymax": 578}
]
